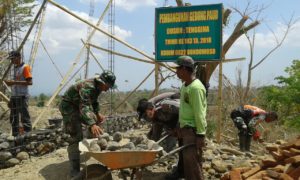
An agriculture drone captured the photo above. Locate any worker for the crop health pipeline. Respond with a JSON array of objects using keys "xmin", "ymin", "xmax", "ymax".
[
  {"xmin": 136, "ymin": 92, "xmax": 180, "ymax": 151},
  {"xmin": 137, "ymin": 92, "xmax": 184, "ymax": 179},
  {"xmin": 172, "ymin": 55, "xmax": 207, "ymax": 180},
  {"xmin": 59, "ymin": 71, "xmax": 116, "ymax": 179},
  {"xmin": 230, "ymin": 105, "xmax": 278, "ymax": 152},
  {"xmin": 4, "ymin": 51, "xmax": 33, "ymax": 137}
]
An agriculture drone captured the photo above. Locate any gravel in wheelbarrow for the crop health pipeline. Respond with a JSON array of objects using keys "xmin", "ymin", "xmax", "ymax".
[{"xmin": 79, "ymin": 138, "xmax": 163, "ymax": 170}]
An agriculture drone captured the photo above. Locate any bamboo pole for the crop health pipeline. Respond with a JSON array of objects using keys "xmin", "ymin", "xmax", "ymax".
[
  {"xmin": 0, "ymin": 91, "xmax": 9, "ymax": 103},
  {"xmin": 47, "ymin": 0, "xmax": 155, "ymax": 61},
  {"xmin": 32, "ymin": 0, "xmax": 113, "ymax": 128},
  {"xmin": 217, "ymin": 59, "xmax": 223, "ymax": 144},
  {"xmin": 40, "ymin": 40, "xmax": 64, "ymax": 79},
  {"xmin": 154, "ymin": 64, "xmax": 160, "ymax": 96},
  {"xmin": 80, "ymin": 39, "xmax": 104, "ymax": 71},
  {"xmin": 60, "ymin": 62, "xmax": 86, "ymax": 91},
  {"xmin": 88, "ymin": 42, "xmax": 175, "ymax": 72},
  {"xmin": 29, "ymin": 3, "xmax": 47, "ymax": 67},
  {"xmin": 88, "ymin": 43, "xmax": 155, "ymax": 65},
  {"xmin": 114, "ymin": 68, "xmax": 155, "ymax": 111},
  {"xmin": 223, "ymin": 57, "xmax": 246, "ymax": 63},
  {"xmin": 1, "ymin": 0, "xmax": 48, "ymax": 82}
]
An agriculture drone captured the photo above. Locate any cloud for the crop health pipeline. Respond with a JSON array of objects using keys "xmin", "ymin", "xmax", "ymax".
[
  {"xmin": 225, "ymin": 20, "xmax": 300, "ymax": 58},
  {"xmin": 24, "ymin": 2, "xmax": 132, "ymax": 94},
  {"xmin": 80, "ymin": 0, "xmax": 157, "ymax": 12},
  {"xmin": 31, "ymin": 4, "xmax": 132, "ymax": 55}
]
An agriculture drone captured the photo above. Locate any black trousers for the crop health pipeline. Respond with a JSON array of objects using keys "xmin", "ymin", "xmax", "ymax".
[
  {"xmin": 10, "ymin": 96, "xmax": 31, "ymax": 136},
  {"xmin": 238, "ymin": 132, "xmax": 252, "ymax": 151}
]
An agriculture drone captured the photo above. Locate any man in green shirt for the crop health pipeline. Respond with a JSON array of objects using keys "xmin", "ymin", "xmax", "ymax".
[{"xmin": 174, "ymin": 55, "xmax": 207, "ymax": 180}]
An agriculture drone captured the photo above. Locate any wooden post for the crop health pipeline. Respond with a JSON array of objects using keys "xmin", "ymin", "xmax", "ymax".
[
  {"xmin": 154, "ymin": 64, "xmax": 160, "ymax": 96},
  {"xmin": 217, "ymin": 59, "xmax": 223, "ymax": 143},
  {"xmin": 85, "ymin": 44, "xmax": 90, "ymax": 79}
]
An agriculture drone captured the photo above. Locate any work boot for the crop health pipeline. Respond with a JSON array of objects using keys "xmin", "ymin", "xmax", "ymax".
[
  {"xmin": 69, "ymin": 159, "xmax": 81, "ymax": 178},
  {"xmin": 70, "ymin": 171, "xmax": 83, "ymax": 180}
]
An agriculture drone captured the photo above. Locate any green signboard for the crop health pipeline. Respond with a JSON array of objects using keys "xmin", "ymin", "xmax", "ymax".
[{"xmin": 155, "ymin": 4, "xmax": 222, "ymax": 62}]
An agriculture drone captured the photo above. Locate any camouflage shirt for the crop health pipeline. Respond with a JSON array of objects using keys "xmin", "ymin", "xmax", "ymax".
[
  {"xmin": 153, "ymin": 100, "xmax": 179, "ymax": 129},
  {"xmin": 149, "ymin": 92, "xmax": 180, "ymax": 129},
  {"xmin": 60, "ymin": 78, "xmax": 101, "ymax": 125}
]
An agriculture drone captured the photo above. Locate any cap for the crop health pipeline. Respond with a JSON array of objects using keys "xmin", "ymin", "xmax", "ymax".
[
  {"xmin": 8, "ymin": 51, "xmax": 21, "ymax": 60},
  {"xmin": 95, "ymin": 70, "xmax": 116, "ymax": 88},
  {"xmin": 173, "ymin": 56, "xmax": 194, "ymax": 69}
]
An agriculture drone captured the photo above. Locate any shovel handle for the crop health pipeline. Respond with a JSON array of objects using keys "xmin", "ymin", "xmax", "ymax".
[
  {"xmin": 151, "ymin": 143, "xmax": 195, "ymax": 165},
  {"xmin": 156, "ymin": 134, "xmax": 170, "ymax": 144}
]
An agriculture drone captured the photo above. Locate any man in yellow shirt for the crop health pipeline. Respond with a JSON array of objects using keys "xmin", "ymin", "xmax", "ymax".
[{"xmin": 172, "ymin": 55, "xmax": 207, "ymax": 180}]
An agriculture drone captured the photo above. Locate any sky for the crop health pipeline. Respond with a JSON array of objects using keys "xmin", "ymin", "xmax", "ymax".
[{"xmin": 20, "ymin": 0, "xmax": 300, "ymax": 95}]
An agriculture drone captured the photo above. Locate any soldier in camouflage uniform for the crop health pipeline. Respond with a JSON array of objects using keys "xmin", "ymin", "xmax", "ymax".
[
  {"xmin": 137, "ymin": 92, "xmax": 184, "ymax": 178},
  {"xmin": 137, "ymin": 92, "xmax": 180, "ymax": 144},
  {"xmin": 59, "ymin": 71, "xmax": 116, "ymax": 178}
]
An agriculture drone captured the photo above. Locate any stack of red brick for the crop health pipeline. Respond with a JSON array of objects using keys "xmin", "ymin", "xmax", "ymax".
[{"xmin": 221, "ymin": 136, "xmax": 300, "ymax": 180}]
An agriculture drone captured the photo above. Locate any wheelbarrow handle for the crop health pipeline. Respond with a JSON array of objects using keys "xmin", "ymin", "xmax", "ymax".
[{"xmin": 151, "ymin": 143, "xmax": 195, "ymax": 165}]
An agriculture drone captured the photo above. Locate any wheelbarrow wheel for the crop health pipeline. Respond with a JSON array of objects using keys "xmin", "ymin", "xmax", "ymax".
[{"xmin": 82, "ymin": 164, "xmax": 112, "ymax": 180}]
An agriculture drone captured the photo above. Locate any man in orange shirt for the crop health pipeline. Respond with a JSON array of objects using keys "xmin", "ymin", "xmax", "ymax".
[
  {"xmin": 5, "ymin": 51, "xmax": 33, "ymax": 136},
  {"xmin": 230, "ymin": 105, "xmax": 278, "ymax": 151}
]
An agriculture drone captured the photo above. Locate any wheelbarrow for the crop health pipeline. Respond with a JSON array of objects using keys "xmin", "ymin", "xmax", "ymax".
[{"xmin": 79, "ymin": 135, "xmax": 193, "ymax": 180}]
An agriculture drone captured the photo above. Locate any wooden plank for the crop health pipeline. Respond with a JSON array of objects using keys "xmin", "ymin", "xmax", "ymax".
[
  {"xmin": 268, "ymin": 164, "xmax": 285, "ymax": 173},
  {"xmin": 262, "ymin": 176, "xmax": 274, "ymax": 180},
  {"xmin": 279, "ymin": 173, "xmax": 294, "ymax": 180},
  {"xmin": 287, "ymin": 166, "xmax": 300, "ymax": 179},
  {"xmin": 261, "ymin": 158, "xmax": 278, "ymax": 168},
  {"xmin": 270, "ymin": 151, "xmax": 285, "ymax": 161},
  {"xmin": 266, "ymin": 145, "xmax": 279, "ymax": 152},
  {"xmin": 279, "ymin": 140, "xmax": 297, "ymax": 150},
  {"xmin": 242, "ymin": 166, "xmax": 261, "ymax": 179},
  {"xmin": 284, "ymin": 155, "xmax": 300, "ymax": 164},
  {"xmin": 289, "ymin": 148, "xmax": 300, "ymax": 155},
  {"xmin": 284, "ymin": 164, "xmax": 295, "ymax": 174},
  {"xmin": 266, "ymin": 169, "xmax": 280, "ymax": 178},
  {"xmin": 281, "ymin": 149, "xmax": 295, "ymax": 157},
  {"xmin": 280, "ymin": 138, "xmax": 300, "ymax": 150},
  {"xmin": 230, "ymin": 169, "xmax": 242, "ymax": 180},
  {"xmin": 246, "ymin": 170, "xmax": 267, "ymax": 179}
]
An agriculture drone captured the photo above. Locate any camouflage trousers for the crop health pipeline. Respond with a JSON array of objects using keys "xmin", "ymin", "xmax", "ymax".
[{"xmin": 59, "ymin": 101, "xmax": 88, "ymax": 176}]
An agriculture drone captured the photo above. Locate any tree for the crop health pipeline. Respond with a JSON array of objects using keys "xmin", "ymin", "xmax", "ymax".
[
  {"xmin": 37, "ymin": 93, "xmax": 47, "ymax": 107},
  {"xmin": 258, "ymin": 60, "xmax": 300, "ymax": 130},
  {"xmin": 0, "ymin": 0, "xmax": 36, "ymax": 50}
]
